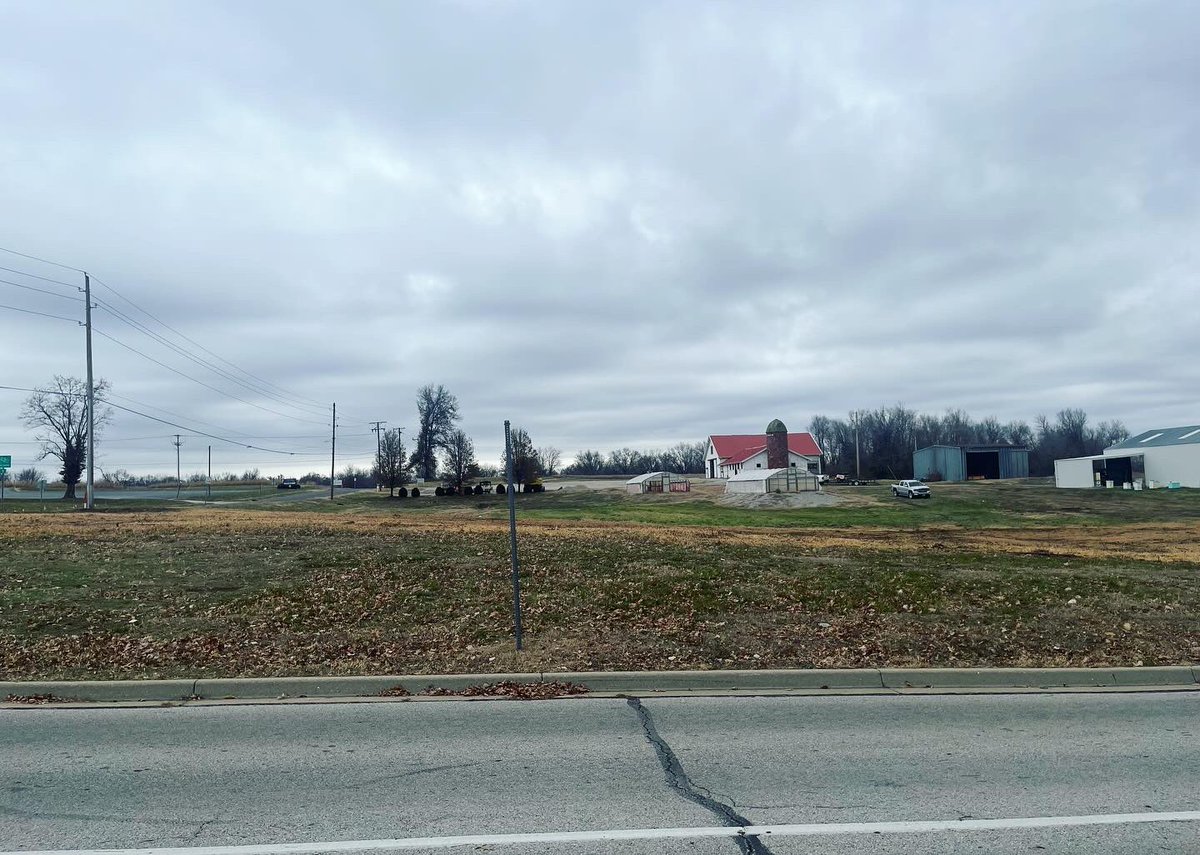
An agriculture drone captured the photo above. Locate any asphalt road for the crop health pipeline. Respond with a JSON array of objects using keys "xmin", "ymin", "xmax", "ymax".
[
  {"xmin": 1, "ymin": 693, "xmax": 1197, "ymax": 854},
  {"xmin": 0, "ymin": 486, "xmax": 363, "ymax": 503}
]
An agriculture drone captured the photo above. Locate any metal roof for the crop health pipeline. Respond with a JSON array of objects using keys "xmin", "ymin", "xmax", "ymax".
[
  {"xmin": 914, "ymin": 444, "xmax": 1029, "ymax": 452},
  {"xmin": 625, "ymin": 471, "xmax": 675, "ymax": 485},
  {"xmin": 1106, "ymin": 425, "xmax": 1200, "ymax": 451},
  {"xmin": 710, "ymin": 433, "xmax": 822, "ymax": 463},
  {"xmin": 726, "ymin": 467, "xmax": 818, "ymax": 482}
]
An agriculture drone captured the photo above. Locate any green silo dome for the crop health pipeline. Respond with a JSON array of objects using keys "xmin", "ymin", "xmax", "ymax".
[{"xmin": 766, "ymin": 418, "xmax": 788, "ymax": 434}]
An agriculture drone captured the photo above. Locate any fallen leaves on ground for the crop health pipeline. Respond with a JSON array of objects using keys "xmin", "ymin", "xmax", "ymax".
[
  {"xmin": 4, "ymin": 693, "xmax": 80, "ymax": 704},
  {"xmin": 2, "ymin": 508, "xmax": 1198, "ymax": 679},
  {"xmin": 416, "ymin": 681, "xmax": 589, "ymax": 699}
]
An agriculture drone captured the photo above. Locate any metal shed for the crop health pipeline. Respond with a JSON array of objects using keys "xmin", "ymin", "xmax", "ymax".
[
  {"xmin": 725, "ymin": 467, "xmax": 820, "ymax": 494},
  {"xmin": 913, "ymin": 444, "xmax": 1029, "ymax": 482}
]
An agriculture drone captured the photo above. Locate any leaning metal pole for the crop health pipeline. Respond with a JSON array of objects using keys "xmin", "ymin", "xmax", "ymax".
[{"xmin": 504, "ymin": 420, "xmax": 523, "ymax": 651}]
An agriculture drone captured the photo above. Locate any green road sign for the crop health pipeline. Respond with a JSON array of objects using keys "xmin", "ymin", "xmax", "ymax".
[{"xmin": 0, "ymin": 455, "xmax": 10, "ymax": 468}]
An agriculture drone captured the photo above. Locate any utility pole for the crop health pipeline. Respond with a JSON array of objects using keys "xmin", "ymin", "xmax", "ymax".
[
  {"xmin": 83, "ymin": 272, "xmax": 95, "ymax": 511},
  {"xmin": 369, "ymin": 420, "xmax": 386, "ymax": 490},
  {"xmin": 330, "ymin": 403, "xmax": 336, "ymax": 500},
  {"xmin": 173, "ymin": 435, "xmax": 183, "ymax": 499},
  {"xmin": 206, "ymin": 445, "xmax": 211, "ymax": 504}
]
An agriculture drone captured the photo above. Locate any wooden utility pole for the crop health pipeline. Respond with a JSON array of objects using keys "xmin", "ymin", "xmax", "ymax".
[
  {"xmin": 173, "ymin": 434, "xmax": 183, "ymax": 499},
  {"xmin": 330, "ymin": 403, "xmax": 336, "ymax": 500},
  {"xmin": 369, "ymin": 420, "xmax": 386, "ymax": 490},
  {"xmin": 84, "ymin": 272, "xmax": 95, "ymax": 510}
]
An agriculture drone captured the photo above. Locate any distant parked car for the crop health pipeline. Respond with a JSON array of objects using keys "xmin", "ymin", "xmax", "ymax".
[
  {"xmin": 892, "ymin": 479, "xmax": 931, "ymax": 499},
  {"xmin": 277, "ymin": 478, "xmax": 301, "ymax": 490}
]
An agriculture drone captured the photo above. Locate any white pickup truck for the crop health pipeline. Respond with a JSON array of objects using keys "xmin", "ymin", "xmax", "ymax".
[{"xmin": 892, "ymin": 479, "xmax": 931, "ymax": 499}]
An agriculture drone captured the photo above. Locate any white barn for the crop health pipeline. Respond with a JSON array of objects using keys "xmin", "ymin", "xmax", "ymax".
[
  {"xmin": 705, "ymin": 422, "xmax": 823, "ymax": 480},
  {"xmin": 1054, "ymin": 424, "xmax": 1200, "ymax": 489}
]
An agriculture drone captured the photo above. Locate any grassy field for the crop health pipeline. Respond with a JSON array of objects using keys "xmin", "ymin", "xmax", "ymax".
[{"xmin": 1, "ymin": 480, "xmax": 1198, "ymax": 680}]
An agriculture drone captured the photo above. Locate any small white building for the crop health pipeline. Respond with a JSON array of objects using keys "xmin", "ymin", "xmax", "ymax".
[
  {"xmin": 1054, "ymin": 424, "xmax": 1200, "ymax": 489},
  {"xmin": 626, "ymin": 472, "xmax": 690, "ymax": 494},
  {"xmin": 725, "ymin": 468, "xmax": 821, "ymax": 494}
]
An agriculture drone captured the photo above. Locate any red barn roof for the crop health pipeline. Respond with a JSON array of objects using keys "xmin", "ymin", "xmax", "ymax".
[{"xmin": 710, "ymin": 433, "xmax": 822, "ymax": 463}]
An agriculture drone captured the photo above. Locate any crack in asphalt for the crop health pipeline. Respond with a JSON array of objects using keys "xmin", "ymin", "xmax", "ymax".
[{"xmin": 626, "ymin": 697, "xmax": 775, "ymax": 855}]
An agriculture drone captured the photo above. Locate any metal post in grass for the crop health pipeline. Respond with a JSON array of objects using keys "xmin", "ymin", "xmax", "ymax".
[{"xmin": 504, "ymin": 419, "xmax": 524, "ymax": 651}]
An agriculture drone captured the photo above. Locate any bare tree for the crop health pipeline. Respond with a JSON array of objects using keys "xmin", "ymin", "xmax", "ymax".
[
  {"xmin": 15, "ymin": 467, "xmax": 44, "ymax": 486},
  {"xmin": 411, "ymin": 384, "xmax": 459, "ymax": 481},
  {"xmin": 535, "ymin": 446, "xmax": 561, "ymax": 477},
  {"xmin": 508, "ymin": 426, "xmax": 538, "ymax": 486},
  {"xmin": 565, "ymin": 449, "xmax": 605, "ymax": 475},
  {"xmin": 375, "ymin": 428, "xmax": 409, "ymax": 497},
  {"xmin": 443, "ymin": 429, "xmax": 477, "ymax": 490},
  {"xmin": 20, "ymin": 376, "xmax": 112, "ymax": 499}
]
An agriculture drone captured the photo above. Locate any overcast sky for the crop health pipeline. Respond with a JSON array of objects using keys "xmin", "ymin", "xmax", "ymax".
[{"xmin": 1, "ymin": 0, "xmax": 1197, "ymax": 477}]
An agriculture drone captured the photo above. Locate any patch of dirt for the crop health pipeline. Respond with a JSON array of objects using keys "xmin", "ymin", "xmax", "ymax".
[{"xmin": 718, "ymin": 491, "xmax": 842, "ymax": 509}]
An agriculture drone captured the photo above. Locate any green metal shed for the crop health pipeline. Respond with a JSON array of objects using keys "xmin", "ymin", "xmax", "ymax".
[{"xmin": 913, "ymin": 444, "xmax": 1029, "ymax": 482}]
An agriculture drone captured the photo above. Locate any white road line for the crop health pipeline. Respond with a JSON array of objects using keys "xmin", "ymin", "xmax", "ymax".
[{"xmin": 10, "ymin": 810, "xmax": 1200, "ymax": 855}]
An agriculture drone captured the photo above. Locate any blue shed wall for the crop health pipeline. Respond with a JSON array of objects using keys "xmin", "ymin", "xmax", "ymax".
[
  {"xmin": 997, "ymin": 447, "xmax": 1030, "ymax": 479},
  {"xmin": 913, "ymin": 446, "xmax": 964, "ymax": 482}
]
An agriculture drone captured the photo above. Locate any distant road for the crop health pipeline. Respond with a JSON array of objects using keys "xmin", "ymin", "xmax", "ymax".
[
  {"xmin": 2, "ymin": 692, "xmax": 1197, "ymax": 853},
  {"xmin": 0, "ymin": 487, "xmax": 366, "ymax": 503}
]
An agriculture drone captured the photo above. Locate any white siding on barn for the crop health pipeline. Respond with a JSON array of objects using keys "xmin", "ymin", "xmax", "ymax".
[
  {"xmin": 1054, "ymin": 457, "xmax": 1098, "ymax": 489},
  {"xmin": 1144, "ymin": 446, "xmax": 1200, "ymax": 488}
]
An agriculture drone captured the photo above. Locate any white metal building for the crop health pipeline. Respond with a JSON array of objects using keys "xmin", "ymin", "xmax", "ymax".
[
  {"xmin": 724, "ymin": 468, "xmax": 821, "ymax": 494},
  {"xmin": 1054, "ymin": 424, "xmax": 1200, "ymax": 489}
]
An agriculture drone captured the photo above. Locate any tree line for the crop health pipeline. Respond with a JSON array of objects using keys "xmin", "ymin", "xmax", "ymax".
[
  {"xmin": 563, "ymin": 441, "xmax": 707, "ymax": 476},
  {"xmin": 15, "ymin": 376, "xmax": 1135, "ymax": 497},
  {"xmin": 808, "ymin": 406, "xmax": 1128, "ymax": 479}
]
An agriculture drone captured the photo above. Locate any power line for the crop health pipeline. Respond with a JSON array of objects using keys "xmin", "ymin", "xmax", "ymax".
[
  {"xmin": 0, "ymin": 245, "xmax": 85, "ymax": 273},
  {"xmin": 0, "ymin": 302, "xmax": 81, "ymax": 323},
  {"xmin": 0, "ymin": 385, "xmax": 368, "ymax": 462},
  {"xmin": 0, "ymin": 267, "xmax": 80, "ymax": 290},
  {"xmin": 0, "ymin": 277, "xmax": 82, "ymax": 302},
  {"xmin": 92, "ymin": 296, "xmax": 332, "ymax": 419},
  {"xmin": 0, "ymin": 383, "xmax": 305, "ymax": 455},
  {"xmin": 89, "ymin": 273, "xmax": 334, "ymax": 413},
  {"xmin": 103, "ymin": 401, "xmax": 306, "ymax": 455},
  {"xmin": 104, "ymin": 391, "xmax": 262, "ymax": 439},
  {"xmin": 0, "ymin": 246, "xmax": 331, "ymax": 415},
  {"xmin": 93, "ymin": 327, "xmax": 331, "ymax": 426}
]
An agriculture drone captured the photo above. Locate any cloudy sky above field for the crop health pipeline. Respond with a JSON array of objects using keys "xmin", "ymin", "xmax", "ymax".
[{"xmin": 1, "ymin": 0, "xmax": 1198, "ymax": 476}]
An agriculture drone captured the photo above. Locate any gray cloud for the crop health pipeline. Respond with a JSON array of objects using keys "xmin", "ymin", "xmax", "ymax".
[{"xmin": 1, "ymin": 0, "xmax": 1197, "ymax": 474}]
